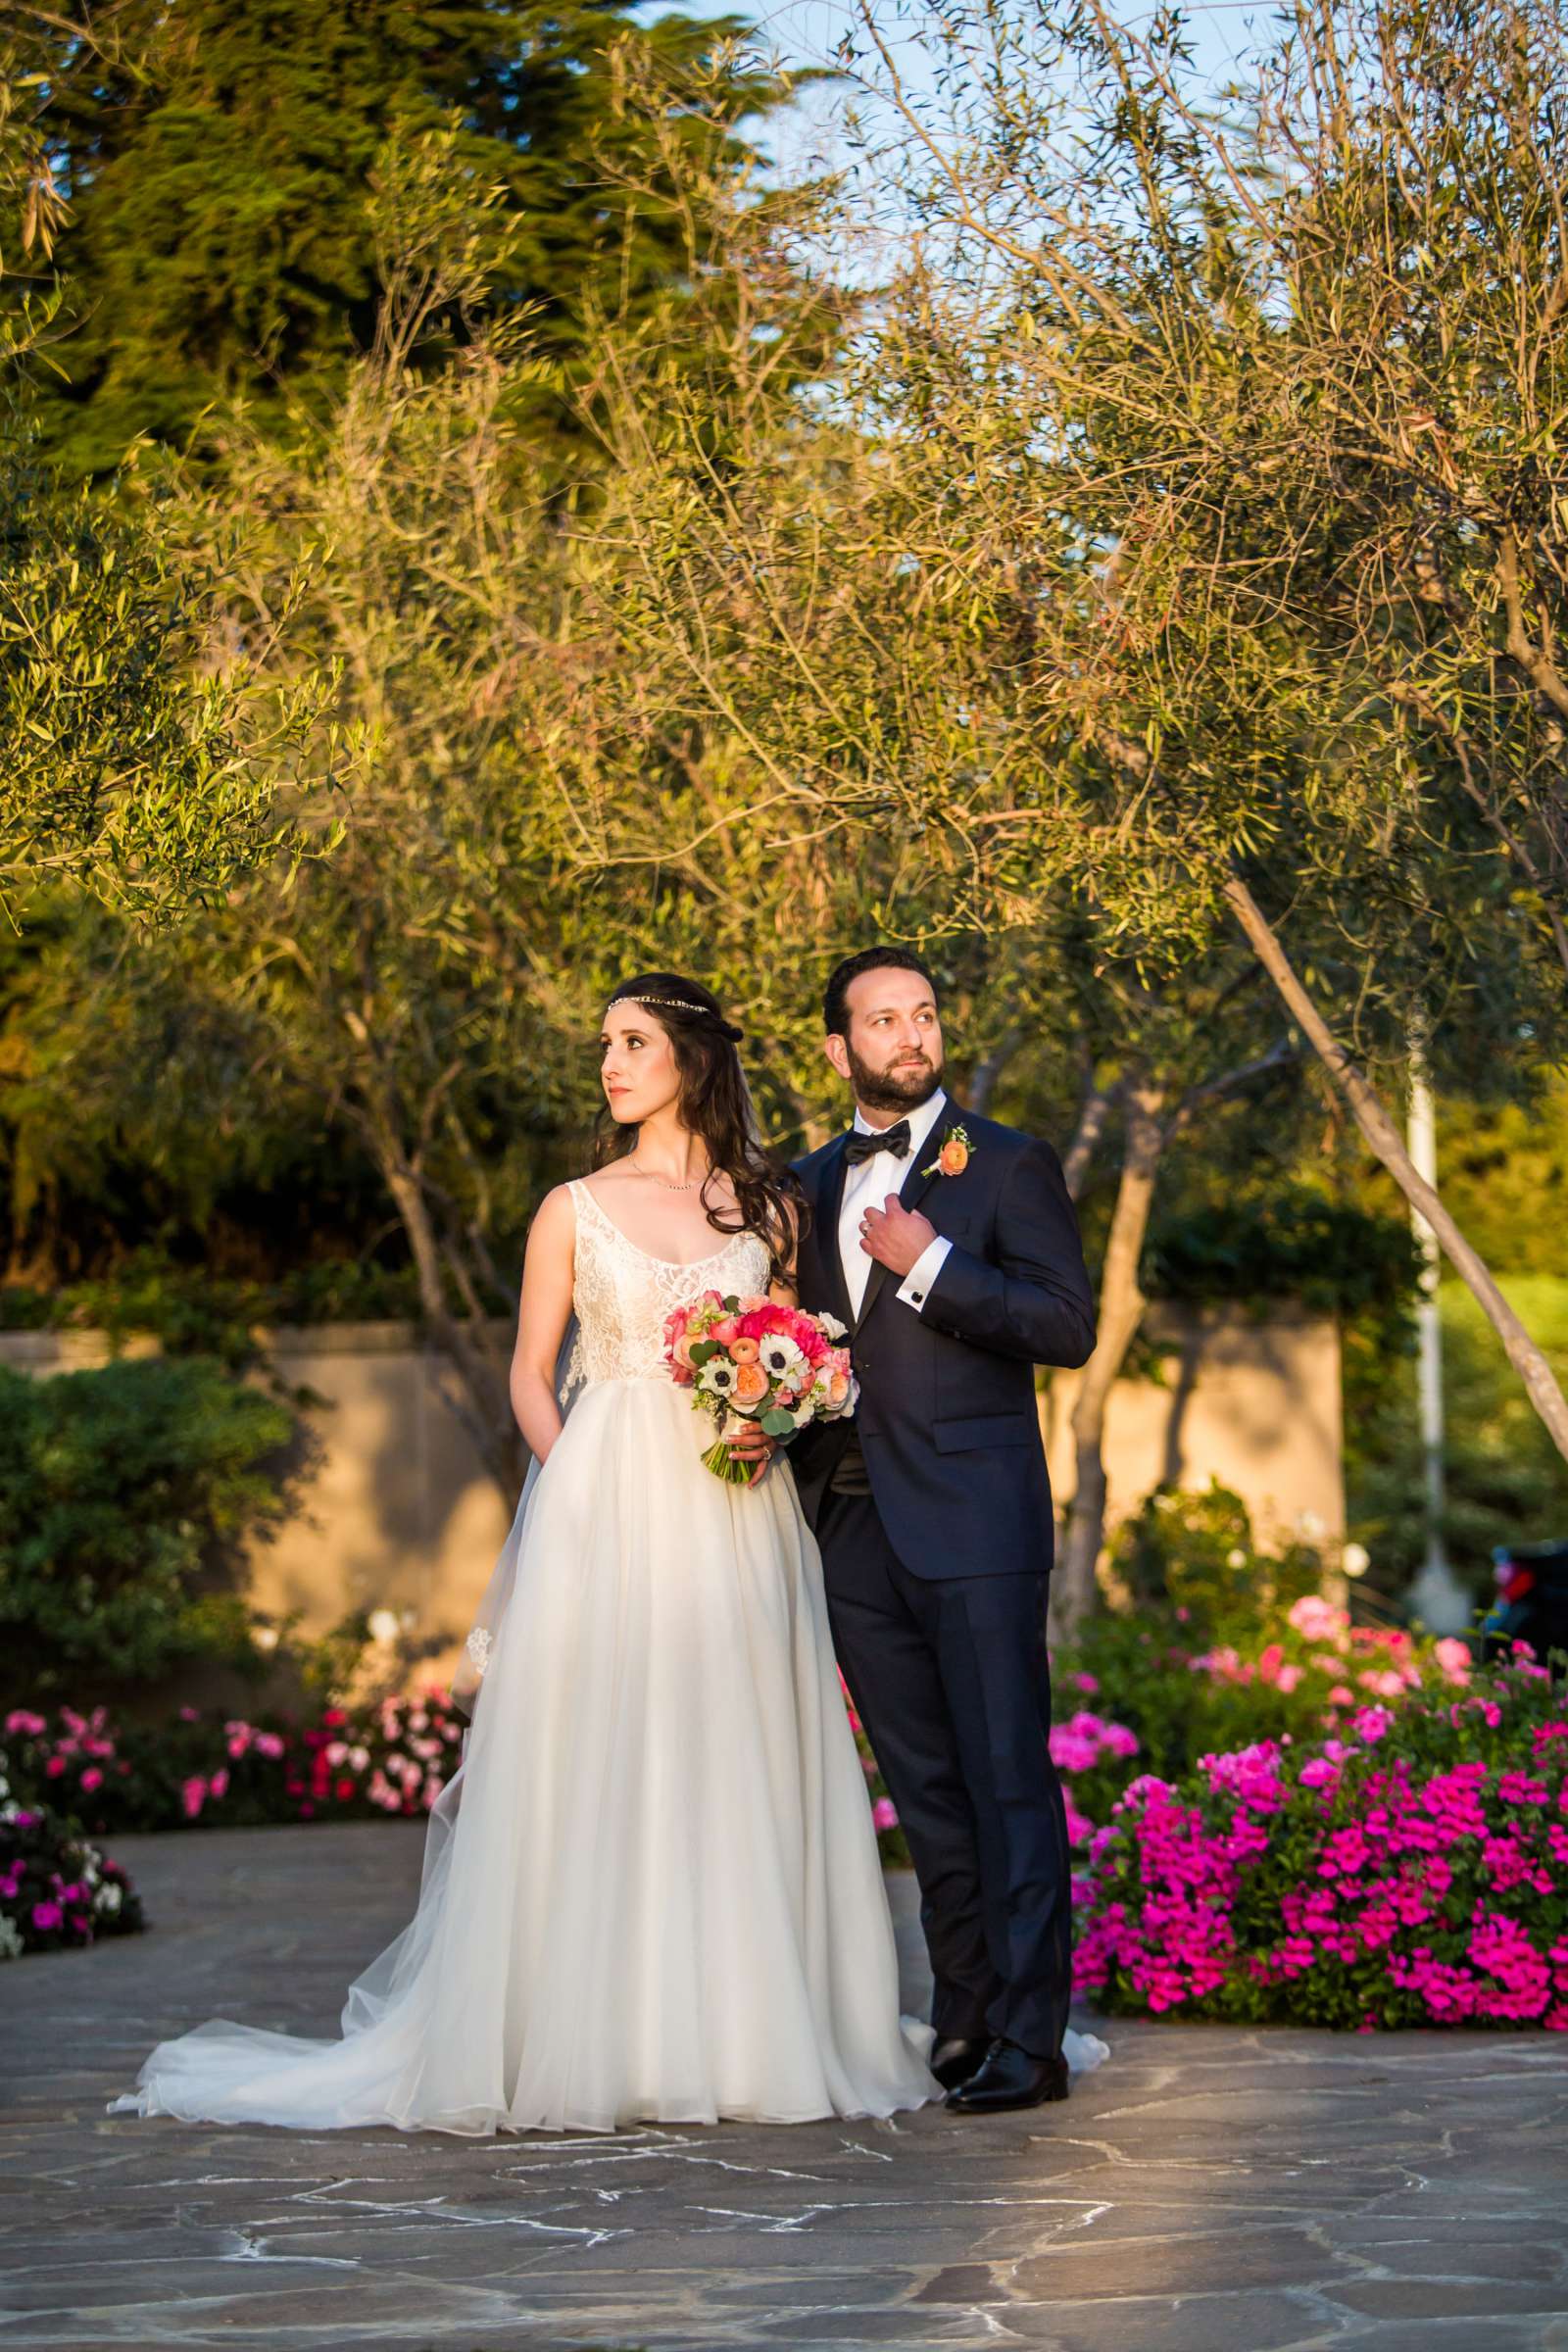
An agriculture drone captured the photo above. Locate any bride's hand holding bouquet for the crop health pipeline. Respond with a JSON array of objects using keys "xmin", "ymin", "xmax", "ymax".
[{"xmin": 662, "ymin": 1293, "xmax": 857, "ymax": 1485}]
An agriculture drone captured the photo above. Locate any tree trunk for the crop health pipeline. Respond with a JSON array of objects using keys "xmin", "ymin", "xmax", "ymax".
[
  {"xmin": 966, "ymin": 1028, "xmax": 1021, "ymax": 1116},
  {"xmin": 1054, "ymin": 1078, "xmax": 1167, "ymax": 1636},
  {"xmin": 1061, "ymin": 1077, "xmax": 1117, "ymax": 1201},
  {"xmin": 375, "ymin": 1144, "xmax": 523, "ymax": 1500},
  {"xmin": 1224, "ymin": 872, "xmax": 1568, "ymax": 1465}
]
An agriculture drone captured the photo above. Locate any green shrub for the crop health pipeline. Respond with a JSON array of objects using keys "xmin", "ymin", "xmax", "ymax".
[
  {"xmin": 1108, "ymin": 1479, "xmax": 1324, "ymax": 1645},
  {"xmin": 0, "ymin": 1355, "xmax": 299, "ymax": 1701}
]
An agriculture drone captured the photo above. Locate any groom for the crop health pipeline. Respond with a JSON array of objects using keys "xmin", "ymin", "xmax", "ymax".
[{"xmin": 789, "ymin": 947, "xmax": 1097, "ymax": 2112}]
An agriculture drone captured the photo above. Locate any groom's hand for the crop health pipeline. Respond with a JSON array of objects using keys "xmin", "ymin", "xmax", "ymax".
[{"xmin": 859, "ymin": 1194, "xmax": 938, "ymax": 1278}]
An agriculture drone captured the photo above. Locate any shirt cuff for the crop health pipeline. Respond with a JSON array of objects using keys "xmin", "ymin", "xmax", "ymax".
[{"xmin": 896, "ymin": 1235, "xmax": 953, "ymax": 1314}]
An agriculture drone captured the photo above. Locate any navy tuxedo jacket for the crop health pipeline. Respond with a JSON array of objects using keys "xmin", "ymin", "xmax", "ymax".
[{"xmin": 789, "ymin": 1108, "xmax": 1097, "ymax": 1581}]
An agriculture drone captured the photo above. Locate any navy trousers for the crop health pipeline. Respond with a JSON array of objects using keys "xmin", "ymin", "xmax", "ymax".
[{"xmin": 816, "ymin": 1486, "xmax": 1073, "ymax": 2059}]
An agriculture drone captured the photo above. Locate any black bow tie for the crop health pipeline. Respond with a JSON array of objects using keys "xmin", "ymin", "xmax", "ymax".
[{"xmin": 846, "ymin": 1119, "xmax": 911, "ymax": 1167}]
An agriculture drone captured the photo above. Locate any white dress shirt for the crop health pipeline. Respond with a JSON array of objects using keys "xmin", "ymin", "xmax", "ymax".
[{"xmin": 837, "ymin": 1088, "xmax": 955, "ymax": 1322}]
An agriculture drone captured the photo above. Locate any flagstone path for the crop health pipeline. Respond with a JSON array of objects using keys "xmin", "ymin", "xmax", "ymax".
[{"xmin": 3, "ymin": 1823, "xmax": 1567, "ymax": 2351}]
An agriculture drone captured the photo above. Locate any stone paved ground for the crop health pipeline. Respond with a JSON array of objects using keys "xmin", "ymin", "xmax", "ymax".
[{"xmin": 3, "ymin": 1825, "xmax": 1568, "ymax": 2352}]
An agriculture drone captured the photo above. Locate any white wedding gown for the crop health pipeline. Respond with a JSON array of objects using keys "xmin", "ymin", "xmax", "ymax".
[{"xmin": 114, "ymin": 1185, "xmax": 943, "ymax": 2134}]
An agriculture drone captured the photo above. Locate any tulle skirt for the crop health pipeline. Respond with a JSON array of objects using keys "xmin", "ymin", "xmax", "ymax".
[{"xmin": 114, "ymin": 1377, "xmax": 940, "ymax": 2134}]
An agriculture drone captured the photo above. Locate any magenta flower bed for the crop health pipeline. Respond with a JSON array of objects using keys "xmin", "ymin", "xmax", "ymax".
[{"xmin": 1073, "ymin": 1650, "xmax": 1568, "ymax": 2029}]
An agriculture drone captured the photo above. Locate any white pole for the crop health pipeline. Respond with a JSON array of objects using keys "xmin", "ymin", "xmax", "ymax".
[{"xmin": 1406, "ymin": 1041, "xmax": 1467, "ymax": 1631}]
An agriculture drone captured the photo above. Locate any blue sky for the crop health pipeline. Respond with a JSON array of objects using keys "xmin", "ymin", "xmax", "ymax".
[{"xmin": 640, "ymin": 0, "xmax": 1284, "ymax": 195}]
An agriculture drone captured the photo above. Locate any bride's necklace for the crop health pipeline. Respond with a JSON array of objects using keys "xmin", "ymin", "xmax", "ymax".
[{"xmin": 628, "ymin": 1156, "xmax": 708, "ymax": 1194}]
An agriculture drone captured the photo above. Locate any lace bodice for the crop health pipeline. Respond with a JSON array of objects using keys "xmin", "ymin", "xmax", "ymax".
[{"xmin": 568, "ymin": 1180, "xmax": 772, "ymax": 1385}]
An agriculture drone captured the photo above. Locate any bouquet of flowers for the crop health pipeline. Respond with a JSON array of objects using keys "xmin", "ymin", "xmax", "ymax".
[{"xmin": 662, "ymin": 1291, "xmax": 857, "ymax": 1484}]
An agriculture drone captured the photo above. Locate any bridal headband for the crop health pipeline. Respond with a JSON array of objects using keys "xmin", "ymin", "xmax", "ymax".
[{"xmin": 612, "ymin": 993, "xmax": 745, "ymax": 1043}]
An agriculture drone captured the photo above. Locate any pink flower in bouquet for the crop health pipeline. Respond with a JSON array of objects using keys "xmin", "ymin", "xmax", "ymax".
[{"xmin": 871, "ymin": 1796, "xmax": 899, "ymax": 1831}]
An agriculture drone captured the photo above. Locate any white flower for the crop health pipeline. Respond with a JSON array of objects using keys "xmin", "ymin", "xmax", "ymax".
[
  {"xmin": 760, "ymin": 1335, "xmax": 806, "ymax": 1380},
  {"xmin": 253, "ymin": 1626, "xmax": 279, "ymax": 1652},
  {"xmin": 0, "ymin": 1916, "xmax": 23, "ymax": 1961},
  {"xmin": 699, "ymin": 1359, "xmax": 738, "ymax": 1396},
  {"xmin": 1297, "ymin": 1509, "xmax": 1326, "ymax": 1541},
  {"xmin": 348, "ymin": 1744, "xmax": 369, "ymax": 1772},
  {"xmin": 95, "ymin": 1884, "xmax": 122, "ymax": 1916},
  {"xmin": 368, "ymin": 1608, "xmax": 401, "ymax": 1645},
  {"xmin": 792, "ymin": 1399, "xmax": 817, "ymax": 1429},
  {"xmin": 1226, "ymin": 1547, "xmax": 1248, "ymax": 1569},
  {"xmin": 817, "ymin": 1312, "xmax": 848, "ymax": 1341},
  {"xmin": 1343, "ymin": 1542, "xmax": 1370, "ymax": 1579}
]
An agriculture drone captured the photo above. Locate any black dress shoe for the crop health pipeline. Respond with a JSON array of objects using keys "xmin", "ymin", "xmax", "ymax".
[
  {"xmin": 929, "ymin": 2036, "xmax": 986, "ymax": 2092},
  {"xmin": 945, "ymin": 2037, "xmax": 1069, "ymax": 2113}
]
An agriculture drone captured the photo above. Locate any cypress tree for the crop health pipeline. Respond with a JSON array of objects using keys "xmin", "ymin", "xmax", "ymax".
[{"xmin": 25, "ymin": 0, "xmax": 780, "ymax": 474}]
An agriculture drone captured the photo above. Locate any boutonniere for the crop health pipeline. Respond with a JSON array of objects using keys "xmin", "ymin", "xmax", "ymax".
[{"xmin": 921, "ymin": 1123, "xmax": 972, "ymax": 1179}]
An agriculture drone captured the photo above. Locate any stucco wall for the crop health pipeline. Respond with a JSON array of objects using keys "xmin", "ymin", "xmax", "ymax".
[
  {"xmin": 4, "ymin": 1305, "xmax": 1342, "ymax": 1682},
  {"xmin": 1041, "ymin": 1305, "xmax": 1345, "ymax": 1553}
]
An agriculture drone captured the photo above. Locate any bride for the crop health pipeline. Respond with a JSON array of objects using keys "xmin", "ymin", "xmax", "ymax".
[{"xmin": 114, "ymin": 974, "xmax": 940, "ymax": 2134}]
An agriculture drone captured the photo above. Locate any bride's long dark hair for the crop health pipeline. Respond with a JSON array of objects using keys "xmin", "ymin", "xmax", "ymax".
[{"xmin": 594, "ymin": 972, "xmax": 804, "ymax": 1283}]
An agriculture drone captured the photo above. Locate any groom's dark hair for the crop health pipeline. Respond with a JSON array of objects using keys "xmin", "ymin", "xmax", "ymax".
[{"xmin": 823, "ymin": 946, "xmax": 938, "ymax": 1037}]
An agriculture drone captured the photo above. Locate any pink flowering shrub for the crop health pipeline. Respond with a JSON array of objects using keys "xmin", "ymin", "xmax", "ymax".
[
  {"xmin": 1074, "ymin": 1650, "xmax": 1568, "ymax": 2029},
  {"xmin": 3, "ymin": 1690, "xmax": 468, "ymax": 1835},
  {"xmin": 0, "ymin": 1753, "xmax": 143, "ymax": 1959},
  {"xmin": 1055, "ymin": 1593, "xmax": 1473, "ymax": 1801}
]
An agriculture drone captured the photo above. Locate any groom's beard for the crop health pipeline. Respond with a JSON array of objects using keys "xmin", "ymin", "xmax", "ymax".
[{"xmin": 845, "ymin": 1040, "xmax": 944, "ymax": 1117}]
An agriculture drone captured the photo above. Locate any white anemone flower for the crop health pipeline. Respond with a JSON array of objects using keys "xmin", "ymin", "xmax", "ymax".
[
  {"xmin": 368, "ymin": 1607, "xmax": 402, "ymax": 1645},
  {"xmin": 699, "ymin": 1359, "xmax": 738, "ymax": 1397},
  {"xmin": 759, "ymin": 1335, "xmax": 806, "ymax": 1380}
]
